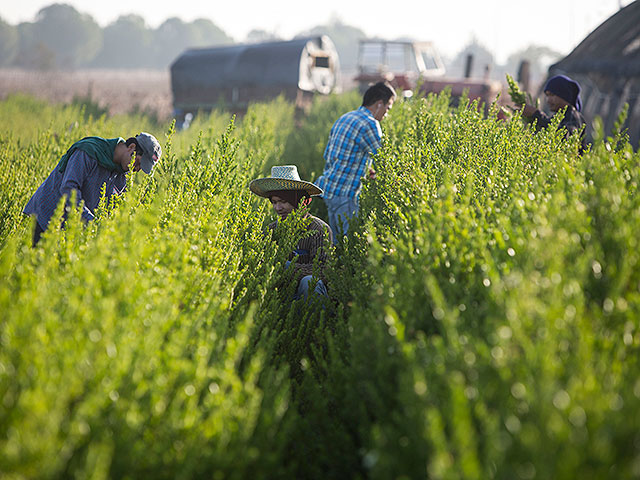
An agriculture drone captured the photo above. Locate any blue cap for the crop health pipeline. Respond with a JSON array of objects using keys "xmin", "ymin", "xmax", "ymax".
[{"xmin": 544, "ymin": 75, "xmax": 582, "ymax": 112}]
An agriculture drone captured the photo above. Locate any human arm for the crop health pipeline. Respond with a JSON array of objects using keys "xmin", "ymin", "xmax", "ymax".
[
  {"xmin": 519, "ymin": 103, "xmax": 551, "ymax": 129},
  {"xmin": 521, "ymin": 104, "xmax": 537, "ymax": 117},
  {"xmin": 531, "ymin": 107, "xmax": 584, "ymax": 139},
  {"xmin": 530, "ymin": 109, "xmax": 553, "ymax": 129},
  {"xmin": 359, "ymin": 121, "xmax": 382, "ymax": 179},
  {"xmin": 291, "ymin": 219, "xmax": 332, "ymax": 280},
  {"xmin": 558, "ymin": 108, "xmax": 586, "ymax": 138},
  {"xmin": 59, "ymin": 150, "xmax": 97, "ymax": 222},
  {"xmin": 359, "ymin": 120, "xmax": 382, "ymax": 155}
]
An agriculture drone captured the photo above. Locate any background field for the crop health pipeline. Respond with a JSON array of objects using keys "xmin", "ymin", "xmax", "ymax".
[
  {"xmin": 0, "ymin": 68, "xmax": 172, "ymax": 118},
  {"xmin": 1, "ymin": 85, "xmax": 639, "ymax": 479}
]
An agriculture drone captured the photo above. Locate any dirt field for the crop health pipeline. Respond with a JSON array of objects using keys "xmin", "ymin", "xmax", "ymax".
[{"xmin": 0, "ymin": 69, "xmax": 173, "ymax": 120}]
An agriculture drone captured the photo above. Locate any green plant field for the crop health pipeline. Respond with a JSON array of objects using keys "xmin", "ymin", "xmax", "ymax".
[{"xmin": 1, "ymin": 90, "xmax": 639, "ymax": 479}]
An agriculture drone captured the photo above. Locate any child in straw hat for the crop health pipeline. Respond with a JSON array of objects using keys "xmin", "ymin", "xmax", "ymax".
[{"xmin": 250, "ymin": 165, "xmax": 332, "ymax": 300}]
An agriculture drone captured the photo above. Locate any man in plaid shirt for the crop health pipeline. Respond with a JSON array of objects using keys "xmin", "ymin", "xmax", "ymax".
[{"xmin": 316, "ymin": 82, "xmax": 396, "ymax": 243}]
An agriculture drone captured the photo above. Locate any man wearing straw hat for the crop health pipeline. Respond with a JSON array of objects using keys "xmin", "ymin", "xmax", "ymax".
[{"xmin": 250, "ymin": 165, "xmax": 332, "ymax": 300}]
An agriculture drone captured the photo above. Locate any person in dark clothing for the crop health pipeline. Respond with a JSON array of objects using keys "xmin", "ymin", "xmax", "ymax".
[
  {"xmin": 521, "ymin": 74, "xmax": 588, "ymax": 151},
  {"xmin": 24, "ymin": 133, "xmax": 162, "ymax": 246},
  {"xmin": 250, "ymin": 165, "xmax": 332, "ymax": 300}
]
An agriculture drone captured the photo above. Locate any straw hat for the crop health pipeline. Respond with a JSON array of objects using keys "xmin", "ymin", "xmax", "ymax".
[{"xmin": 249, "ymin": 165, "xmax": 322, "ymax": 198}]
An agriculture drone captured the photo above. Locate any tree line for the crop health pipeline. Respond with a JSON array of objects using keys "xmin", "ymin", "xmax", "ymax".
[
  {"xmin": 0, "ymin": 2, "xmax": 560, "ymax": 85},
  {"xmin": 0, "ymin": 4, "xmax": 372, "ymax": 72},
  {"xmin": 0, "ymin": 4, "xmax": 234, "ymax": 70}
]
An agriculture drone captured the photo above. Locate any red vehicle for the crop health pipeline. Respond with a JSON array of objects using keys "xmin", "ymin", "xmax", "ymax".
[{"xmin": 354, "ymin": 40, "xmax": 501, "ymax": 107}]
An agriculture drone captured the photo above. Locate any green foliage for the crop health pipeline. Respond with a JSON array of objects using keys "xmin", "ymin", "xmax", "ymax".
[
  {"xmin": 506, "ymin": 73, "xmax": 539, "ymax": 112},
  {"xmin": 1, "ymin": 90, "xmax": 640, "ymax": 479},
  {"xmin": 506, "ymin": 73, "xmax": 527, "ymax": 106},
  {"xmin": 336, "ymin": 92, "xmax": 640, "ymax": 479}
]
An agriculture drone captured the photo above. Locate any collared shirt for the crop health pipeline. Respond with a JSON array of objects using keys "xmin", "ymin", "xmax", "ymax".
[
  {"xmin": 268, "ymin": 215, "xmax": 332, "ymax": 283},
  {"xmin": 315, "ymin": 106, "xmax": 382, "ymax": 199},
  {"xmin": 23, "ymin": 150, "xmax": 127, "ymax": 230}
]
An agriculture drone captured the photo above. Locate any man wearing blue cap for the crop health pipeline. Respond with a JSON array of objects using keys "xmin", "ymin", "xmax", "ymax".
[
  {"xmin": 521, "ymin": 74, "xmax": 587, "ymax": 151},
  {"xmin": 24, "ymin": 132, "xmax": 162, "ymax": 246}
]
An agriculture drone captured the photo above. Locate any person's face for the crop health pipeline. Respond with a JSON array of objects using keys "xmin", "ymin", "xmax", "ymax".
[
  {"xmin": 373, "ymin": 97, "xmax": 394, "ymax": 121},
  {"xmin": 114, "ymin": 143, "xmax": 141, "ymax": 172},
  {"xmin": 544, "ymin": 91, "xmax": 570, "ymax": 113},
  {"xmin": 270, "ymin": 195, "xmax": 295, "ymax": 220}
]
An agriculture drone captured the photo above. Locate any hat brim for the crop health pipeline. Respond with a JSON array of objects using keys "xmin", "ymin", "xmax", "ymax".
[
  {"xmin": 139, "ymin": 153, "xmax": 156, "ymax": 174},
  {"xmin": 249, "ymin": 177, "xmax": 323, "ymax": 198}
]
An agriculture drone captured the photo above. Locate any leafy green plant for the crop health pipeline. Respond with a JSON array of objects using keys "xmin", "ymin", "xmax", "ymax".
[{"xmin": 1, "ymin": 89, "xmax": 639, "ymax": 479}]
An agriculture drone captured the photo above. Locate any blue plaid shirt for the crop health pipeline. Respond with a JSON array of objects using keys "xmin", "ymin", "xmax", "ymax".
[
  {"xmin": 23, "ymin": 150, "xmax": 127, "ymax": 231},
  {"xmin": 316, "ymin": 106, "xmax": 382, "ymax": 199}
]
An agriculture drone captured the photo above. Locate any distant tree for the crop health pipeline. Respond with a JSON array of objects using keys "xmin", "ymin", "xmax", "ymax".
[
  {"xmin": 0, "ymin": 17, "xmax": 18, "ymax": 66},
  {"xmin": 152, "ymin": 18, "xmax": 191, "ymax": 69},
  {"xmin": 297, "ymin": 16, "xmax": 367, "ymax": 72},
  {"xmin": 152, "ymin": 17, "xmax": 232, "ymax": 69},
  {"xmin": 91, "ymin": 15, "xmax": 152, "ymax": 69},
  {"xmin": 447, "ymin": 38, "xmax": 495, "ymax": 79},
  {"xmin": 30, "ymin": 3, "xmax": 102, "ymax": 68},
  {"xmin": 245, "ymin": 29, "xmax": 281, "ymax": 44},
  {"xmin": 189, "ymin": 18, "xmax": 233, "ymax": 47},
  {"xmin": 14, "ymin": 22, "xmax": 56, "ymax": 70}
]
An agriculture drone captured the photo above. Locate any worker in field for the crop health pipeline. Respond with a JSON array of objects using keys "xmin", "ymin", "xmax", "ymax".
[
  {"xmin": 316, "ymin": 81, "xmax": 396, "ymax": 243},
  {"xmin": 520, "ymin": 74, "xmax": 587, "ymax": 151},
  {"xmin": 24, "ymin": 133, "xmax": 161, "ymax": 246},
  {"xmin": 250, "ymin": 165, "xmax": 332, "ymax": 301}
]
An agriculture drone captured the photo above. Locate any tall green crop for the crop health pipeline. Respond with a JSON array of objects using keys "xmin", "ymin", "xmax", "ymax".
[
  {"xmin": 506, "ymin": 73, "xmax": 527, "ymax": 106},
  {"xmin": 1, "ymin": 90, "xmax": 640, "ymax": 479},
  {"xmin": 328, "ymin": 92, "xmax": 640, "ymax": 479}
]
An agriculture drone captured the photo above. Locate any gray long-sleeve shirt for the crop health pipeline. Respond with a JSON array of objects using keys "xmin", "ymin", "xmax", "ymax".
[{"xmin": 24, "ymin": 150, "xmax": 127, "ymax": 231}]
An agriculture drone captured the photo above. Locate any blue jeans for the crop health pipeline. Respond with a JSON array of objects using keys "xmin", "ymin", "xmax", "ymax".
[
  {"xmin": 285, "ymin": 261, "xmax": 328, "ymax": 300},
  {"xmin": 295, "ymin": 275, "xmax": 328, "ymax": 300},
  {"xmin": 324, "ymin": 195, "xmax": 358, "ymax": 244}
]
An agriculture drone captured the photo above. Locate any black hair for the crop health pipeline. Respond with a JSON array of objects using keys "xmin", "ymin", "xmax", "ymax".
[
  {"xmin": 268, "ymin": 190, "xmax": 311, "ymax": 209},
  {"xmin": 125, "ymin": 137, "xmax": 143, "ymax": 156},
  {"xmin": 362, "ymin": 82, "xmax": 397, "ymax": 107}
]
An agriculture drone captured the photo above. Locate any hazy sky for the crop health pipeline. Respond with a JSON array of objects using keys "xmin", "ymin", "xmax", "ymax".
[{"xmin": 0, "ymin": 0, "xmax": 633, "ymax": 62}]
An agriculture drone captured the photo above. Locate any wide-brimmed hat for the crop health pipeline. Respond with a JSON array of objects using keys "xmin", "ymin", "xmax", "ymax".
[{"xmin": 249, "ymin": 165, "xmax": 322, "ymax": 198}]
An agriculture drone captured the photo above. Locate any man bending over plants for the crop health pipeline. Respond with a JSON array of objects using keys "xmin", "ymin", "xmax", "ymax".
[
  {"xmin": 250, "ymin": 165, "xmax": 332, "ymax": 300},
  {"xmin": 24, "ymin": 133, "xmax": 162, "ymax": 246}
]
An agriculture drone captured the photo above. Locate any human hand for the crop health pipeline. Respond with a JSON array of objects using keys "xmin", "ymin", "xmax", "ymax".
[{"xmin": 521, "ymin": 104, "xmax": 537, "ymax": 117}]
